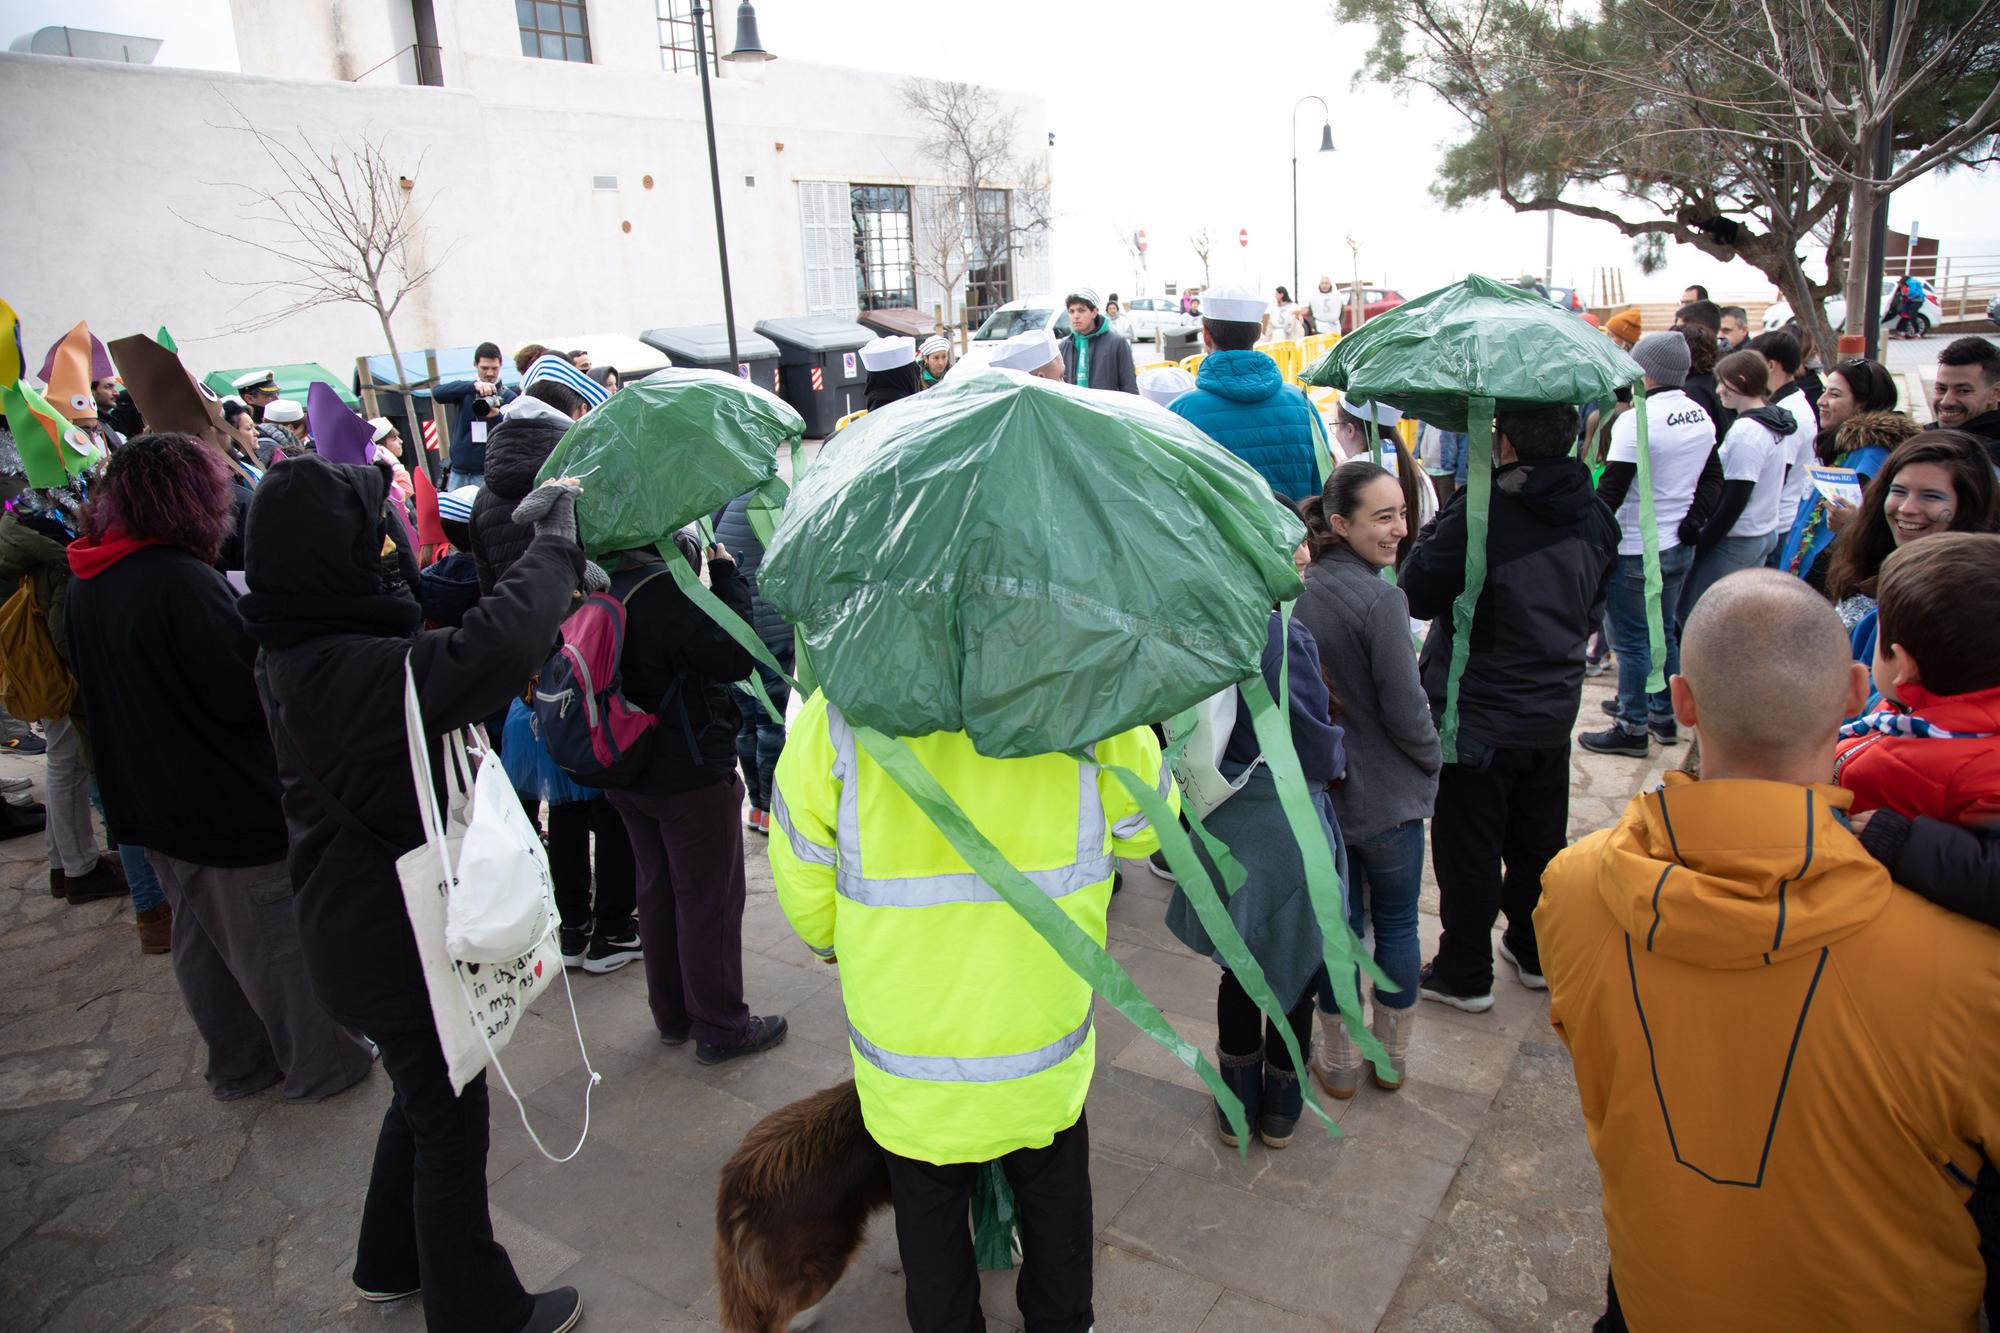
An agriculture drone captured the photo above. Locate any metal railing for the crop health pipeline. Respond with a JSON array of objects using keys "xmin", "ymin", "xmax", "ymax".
[{"xmin": 1885, "ymin": 253, "xmax": 2000, "ymax": 320}]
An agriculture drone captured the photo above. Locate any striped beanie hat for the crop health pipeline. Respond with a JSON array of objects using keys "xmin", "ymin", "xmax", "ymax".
[
  {"xmin": 523, "ymin": 353, "xmax": 610, "ymax": 411},
  {"xmin": 437, "ymin": 485, "xmax": 480, "ymax": 524}
]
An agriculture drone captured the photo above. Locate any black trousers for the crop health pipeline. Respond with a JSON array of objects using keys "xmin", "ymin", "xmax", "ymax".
[
  {"xmin": 354, "ymin": 1024, "xmax": 533, "ymax": 1333},
  {"xmin": 548, "ymin": 794, "xmax": 637, "ymax": 936},
  {"xmin": 1429, "ymin": 742, "xmax": 1572, "ymax": 993},
  {"xmin": 1217, "ymin": 969, "xmax": 1315, "ymax": 1069},
  {"xmin": 883, "ymin": 1114, "xmax": 1095, "ymax": 1333}
]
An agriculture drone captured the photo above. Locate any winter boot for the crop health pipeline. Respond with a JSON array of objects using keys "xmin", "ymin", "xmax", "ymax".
[
  {"xmin": 136, "ymin": 900, "xmax": 172, "ymax": 955},
  {"xmin": 1260, "ymin": 1057, "xmax": 1304, "ymax": 1149},
  {"xmin": 1215, "ymin": 1048, "xmax": 1263, "ymax": 1147},
  {"xmin": 1310, "ymin": 1007, "xmax": 1362, "ymax": 1100},
  {"xmin": 1370, "ymin": 1004, "xmax": 1416, "ymax": 1092}
]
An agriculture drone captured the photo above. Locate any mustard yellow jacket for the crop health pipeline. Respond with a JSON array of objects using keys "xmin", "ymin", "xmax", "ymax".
[
  {"xmin": 1537, "ymin": 772, "xmax": 2000, "ymax": 1331},
  {"xmin": 769, "ymin": 691, "xmax": 1170, "ymax": 1165}
]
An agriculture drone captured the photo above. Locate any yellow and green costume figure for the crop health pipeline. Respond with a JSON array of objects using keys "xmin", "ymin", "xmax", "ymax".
[{"xmin": 769, "ymin": 694, "xmax": 1173, "ymax": 1164}]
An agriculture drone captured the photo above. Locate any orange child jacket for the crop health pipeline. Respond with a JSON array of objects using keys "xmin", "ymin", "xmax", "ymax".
[{"xmin": 1536, "ymin": 772, "xmax": 2000, "ymax": 1332}]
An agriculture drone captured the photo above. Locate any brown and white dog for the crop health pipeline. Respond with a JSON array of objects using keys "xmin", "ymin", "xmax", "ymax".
[{"xmin": 714, "ymin": 1080, "xmax": 892, "ymax": 1333}]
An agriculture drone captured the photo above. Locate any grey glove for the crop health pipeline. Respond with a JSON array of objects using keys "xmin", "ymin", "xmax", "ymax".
[
  {"xmin": 512, "ymin": 479, "xmax": 581, "ymax": 545},
  {"xmin": 581, "ymin": 560, "xmax": 611, "ymax": 593}
]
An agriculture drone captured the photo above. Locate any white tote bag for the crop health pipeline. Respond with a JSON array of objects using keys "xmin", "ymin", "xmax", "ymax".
[
  {"xmin": 447, "ymin": 730, "xmax": 559, "ymax": 963},
  {"xmin": 1163, "ymin": 685, "xmax": 1262, "ymax": 819},
  {"xmin": 396, "ymin": 661, "xmax": 599, "ymax": 1160}
]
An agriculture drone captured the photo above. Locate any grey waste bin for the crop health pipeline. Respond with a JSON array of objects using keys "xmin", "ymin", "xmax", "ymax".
[
  {"xmin": 753, "ymin": 315, "xmax": 873, "ymax": 437},
  {"xmin": 1158, "ymin": 326, "xmax": 1203, "ymax": 362},
  {"xmin": 638, "ymin": 324, "xmax": 783, "ymax": 399}
]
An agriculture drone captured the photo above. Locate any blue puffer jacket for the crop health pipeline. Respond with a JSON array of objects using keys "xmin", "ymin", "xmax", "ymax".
[{"xmin": 1168, "ymin": 349, "xmax": 1324, "ymax": 504}]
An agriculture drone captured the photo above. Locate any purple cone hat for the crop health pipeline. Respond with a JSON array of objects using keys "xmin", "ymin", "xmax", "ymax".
[{"xmin": 307, "ymin": 381, "xmax": 377, "ymax": 466}]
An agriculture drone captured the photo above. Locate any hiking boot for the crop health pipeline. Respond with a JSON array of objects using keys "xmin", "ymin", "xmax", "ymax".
[
  {"xmin": 1147, "ymin": 850, "xmax": 1176, "ymax": 883},
  {"xmin": 61, "ymin": 858, "xmax": 127, "ymax": 904},
  {"xmin": 520, "ymin": 1287, "xmax": 582, "ymax": 1333},
  {"xmin": 1419, "ymin": 961, "xmax": 1495, "ymax": 1013},
  {"xmin": 1215, "ymin": 1047, "xmax": 1263, "ymax": 1147},
  {"xmin": 582, "ymin": 920, "xmax": 643, "ymax": 975},
  {"xmin": 1260, "ymin": 1059, "xmax": 1304, "ymax": 1149},
  {"xmin": 1648, "ymin": 715, "xmax": 1679, "ymax": 746},
  {"xmin": 1579, "ymin": 724, "xmax": 1650, "ymax": 759},
  {"xmin": 1370, "ymin": 1005, "xmax": 1415, "ymax": 1091},
  {"xmin": 0, "ymin": 798, "xmax": 44, "ymax": 842},
  {"xmin": 1498, "ymin": 938, "xmax": 1546, "ymax": 991},
  {"xmin": 1310, "ymin": 1007, "xmax": 1362, "ymax": 1100},
  {"xmin": 559, "ymin": 925, "xmax": 589, "ymax": 969},
  {"xmin": 0, "ymin": 733, "xmax": 45, "ymax": 755},
  {"xmin": 695, "ymin": 1014, "xmax": 788, "ymax": 1065},
  {"xmin": 1600, "ymin": 697, "xmax": 1621, "ymax": 718},
  {"xmin": 136, "ymin": 901, "xmax": 172, "ymax": 955}
]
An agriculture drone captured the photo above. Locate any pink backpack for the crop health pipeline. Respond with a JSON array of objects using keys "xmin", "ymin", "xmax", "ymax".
[{"xmin": 532, "ymin": 567, "xmax": 671, "ymax": 788}]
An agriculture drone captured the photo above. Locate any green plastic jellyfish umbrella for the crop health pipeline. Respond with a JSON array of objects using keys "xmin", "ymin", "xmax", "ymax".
[
  {"xmin": 535, "ymin": 367, "xmax": 800, "ymax": 556},
  {"xmin": 752, "ymin": 369, "xmax": 1394, "ymax": 1150},
  {"xmin": 760, "ymin": 367, "xmax": 1305, "ymax": 759},
  {"xmin": 1303, "ymin": 276, "xmax": 1649, "ymax": 761}
]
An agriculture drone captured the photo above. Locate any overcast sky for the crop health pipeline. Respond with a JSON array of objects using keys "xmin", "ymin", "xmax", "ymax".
[{"xmin": 7, "ymin": 0, "xmax": 1995, "ymax": 306}]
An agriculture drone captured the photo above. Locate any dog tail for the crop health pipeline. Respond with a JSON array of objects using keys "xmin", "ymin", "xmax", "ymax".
[{"xmin": 715, "ymin": 1080, "xmax": 884, "ymax": 1333}]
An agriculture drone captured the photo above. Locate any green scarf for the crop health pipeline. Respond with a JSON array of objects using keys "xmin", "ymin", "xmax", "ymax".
[{"xmin": 1069, "ymin": 316, "xmax": 1108, "ymax": 388}]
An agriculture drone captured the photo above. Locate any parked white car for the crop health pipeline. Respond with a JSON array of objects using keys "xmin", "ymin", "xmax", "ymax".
[
  {"xmin": 1763, "ymin": 280, "xmax": 1944, "ymax": 337},
  {"xmin": 1122, "ymin": 297, "xmax": 1196, "ymax": 342},
  {"xmin": 949, "ymin": 296, "xmax": 1068, "ymax": 376}
]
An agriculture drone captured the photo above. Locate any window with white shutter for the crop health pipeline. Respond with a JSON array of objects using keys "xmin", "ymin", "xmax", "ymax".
[{"xmin": 799, "ymin": 181, "xmax": 858, "ymax": 317}]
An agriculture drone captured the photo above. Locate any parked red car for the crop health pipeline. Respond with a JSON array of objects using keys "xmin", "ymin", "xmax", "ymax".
[{"xmin": 1338, "ymin": 285, "xmax": 1406, "ymax": 333}]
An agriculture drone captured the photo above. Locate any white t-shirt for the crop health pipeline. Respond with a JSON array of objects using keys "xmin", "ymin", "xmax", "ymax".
[
  {"xmin": 1309, "ymin": 289, "xmax": 1343, "ymax": 328},
  {"xmin": 1719, "ymin": 414, "xmax": 1791, "ymax": 537},
  {"xmin": 1607, "ymin": 388, "xmax": 1716, "ymax": 555},
  {"xmin": 1263, "ymin": 302, "xmax": 1302, "ymax": 341},
  {"xmin": 1771, "ymin": 384, "xmax": 1820, "ymax": 519}
]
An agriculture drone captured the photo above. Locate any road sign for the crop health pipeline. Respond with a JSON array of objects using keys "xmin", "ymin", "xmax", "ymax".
[
  {"xmin": 842, "ymin": 352, "xmax": 857, "ymax": 377},
  {"xmin": 1238, "ymin": 228, "xmax": 1249, "ymax": 248},
  {"xmin": 1136, "ymin": 229, "xmax": 1148, "ymax": 253}
]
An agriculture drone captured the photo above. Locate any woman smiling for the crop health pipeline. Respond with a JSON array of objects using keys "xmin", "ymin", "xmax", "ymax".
[{"xmin": 1826, "ymin": 430, "xmax": 2000, "ymax": 665}]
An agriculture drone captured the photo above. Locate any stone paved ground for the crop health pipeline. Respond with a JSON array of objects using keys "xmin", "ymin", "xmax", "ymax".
[{"xmin": 0, "ymin": 671, "xmax": 1673, "ymax": 1332}]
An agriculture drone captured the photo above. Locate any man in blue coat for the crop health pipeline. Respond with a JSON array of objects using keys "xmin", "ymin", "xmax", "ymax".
[{"xmin": 1166, "ymin": 286, "xmax": 1327, "ymax": 504}]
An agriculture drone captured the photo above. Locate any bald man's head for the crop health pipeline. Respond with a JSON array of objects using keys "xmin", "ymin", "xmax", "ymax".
[{"xmin": 1680, "ymin": 570, "xmax": 1856, "ymax": 765}]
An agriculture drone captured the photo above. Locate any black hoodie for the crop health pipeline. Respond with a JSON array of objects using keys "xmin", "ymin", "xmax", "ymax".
[
  {"xmin": 242, "ymin": 454, "xmax": 582, "ymax": 1031},
  {"xmin": 469, "ymin": 403, "xmax": 571, "ymax": 595},
  {"xmin": 1401, "ymin": 457, "xmax": 1621, "ymax": 753}
]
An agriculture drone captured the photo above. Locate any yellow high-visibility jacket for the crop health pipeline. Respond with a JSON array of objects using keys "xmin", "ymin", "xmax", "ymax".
[{"xmin": 769, "ymin": 691, "xmax": 1172, "ymax": 1165}]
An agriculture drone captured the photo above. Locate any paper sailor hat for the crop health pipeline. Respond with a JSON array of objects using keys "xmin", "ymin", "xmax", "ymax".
[
  {"xmin": 1197, "ymin": 286, "xmax": 1265, "ymax": 323},
  {"xmin": 860, "ymin": 336, "xmax": 916, "ymax": 373}
]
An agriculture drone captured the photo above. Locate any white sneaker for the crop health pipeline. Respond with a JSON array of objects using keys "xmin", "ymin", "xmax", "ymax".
[{"xmin": 1498, "ymin": 939, "xmax": 1546, "ymax": 990}]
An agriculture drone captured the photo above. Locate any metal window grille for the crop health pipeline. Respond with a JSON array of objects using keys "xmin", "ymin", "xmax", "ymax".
[
  {"xmin": 852, "ymin": 185, "xmax": 915, "ymax": 312},
  {"xmin": 964, "ymin": 189, "xmax": 1014, "ymax": 330},
  {"xmin": 516, "ymin": 0, "xmax": 591, "ymax": 62},
  {"xmin": 656, "ymin": 0, "xmax": 718, "ymax": 74}
]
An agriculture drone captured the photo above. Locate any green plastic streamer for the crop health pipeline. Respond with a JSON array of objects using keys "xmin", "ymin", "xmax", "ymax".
[
  {"xmin": 1239, "ymin": 636, "xmax": 1396, "ymax": 1079},
  {"xmin": 1087, "ymin": 758, "xmax": 1339, "ymax": 1140},
  {"xmin": 1631, "ymin": 383, "xmax": 1667, "ymax": 694},
  {"xmin": 973, "ymin": 1164, "xmax": 1018, "ymax": 1270},
  {"xmin": 1308, "ymin": 404, "xmax": 1335, "ymax": 490},
  {"xmin": 1436, "ymin": 396, "xmax": 1496, "ymax": 764},
  {"xmin": 850, "ymin": 723, "xmax": 1254, "ymax": 1147}
]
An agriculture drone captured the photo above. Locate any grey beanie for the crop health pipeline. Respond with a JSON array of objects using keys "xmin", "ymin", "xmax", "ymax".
[{"xmin": 1630, "ymin": 330, "xmax": 1690, "ymax": 388}]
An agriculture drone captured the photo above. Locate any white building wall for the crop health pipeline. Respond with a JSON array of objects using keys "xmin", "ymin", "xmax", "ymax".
[{"xmin": 0, "ymin": 5, "xmax": 1049, "ymax": 379}]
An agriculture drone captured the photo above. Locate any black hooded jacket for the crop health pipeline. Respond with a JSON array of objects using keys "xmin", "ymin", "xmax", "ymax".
[
  {"xmin": 1400, "ymin": 457, "xmax": 1620, "ymax": 754},
  {"xmin": 242, "ymin": 454, "xmax": 583, "ymax": 1032},
  {"xmin": 864, "ymin": 365, "xmax": 923, "ymax": 411},
  {"xmin": 469, "ymin": 406, "xmax": 571, "ymax": 595}
]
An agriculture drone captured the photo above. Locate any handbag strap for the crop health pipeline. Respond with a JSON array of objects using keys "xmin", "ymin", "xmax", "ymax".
[
  {"xmin": 266, "ymin": 692, "xmax": 407, "ymax": 860},
  {"xmin": 402, "ymin": 657, "xmax": 475, "ymax": 878}
]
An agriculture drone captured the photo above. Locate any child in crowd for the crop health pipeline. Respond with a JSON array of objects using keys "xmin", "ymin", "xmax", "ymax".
[{"xmin": 1838, "ymin": 531, "xmax": 2000, "ymax": 1327}]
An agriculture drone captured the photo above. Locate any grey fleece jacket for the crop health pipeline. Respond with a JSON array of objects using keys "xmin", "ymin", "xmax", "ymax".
[{"xmin": 1294, "ymin": 543, "xmax": 1442, "ymax": 841}]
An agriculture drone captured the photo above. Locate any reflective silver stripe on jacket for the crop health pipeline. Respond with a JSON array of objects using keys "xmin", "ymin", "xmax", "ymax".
[
  {"xmin": 771, "ymin": 788, "xmax": 836, "ymax": 866},
  {"xmin": 849, "ymin": 1012, "xmax": 1093, "ymax": 1083},
  {"xmin": 826, "ymin": 704, "xmax": 1111, "ymax": 908},
  {"xmin": 1110, "ymin": 759, "xmax": 1171, "ymax": 840}
]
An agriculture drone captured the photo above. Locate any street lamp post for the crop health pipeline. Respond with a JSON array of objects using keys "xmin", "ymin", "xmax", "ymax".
[
  {"xmin": 690, "ymin": 1, "xmax": 774, "ymax": 369},
  {"xmin": 1291, "ymin": 96, "xmax": 1335, "ymax": 302}
]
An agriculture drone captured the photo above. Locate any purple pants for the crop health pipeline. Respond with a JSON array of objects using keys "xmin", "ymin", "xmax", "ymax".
[{"xmin": 608, "ymin": 775, "xmax": 752, "ymax": 1046}]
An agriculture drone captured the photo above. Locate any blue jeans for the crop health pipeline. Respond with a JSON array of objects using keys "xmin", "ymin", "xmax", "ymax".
[
  {"xmin": 1604, "ymin": 545, "xmax": 1693, "ymax": 731},
  {"xmin": 88, "ymin": 779, "xmax": 165, "ymax": 913},
  {"xmin": 732, "ymin": 654, "xmax": 793, "ymax": 812},
  {"xmin": 1679, "ymin": 530, "xmax": 1779, "ymax": 630},
  {"xmin": 1340, "ymin": 818, "xmax": 1425, "ymax": 1010},
  {"xmin": 447, "ymin": 470, "xmax": 483, "ymax": 490}
]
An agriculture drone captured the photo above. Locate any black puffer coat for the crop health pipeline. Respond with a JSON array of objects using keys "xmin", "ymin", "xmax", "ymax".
[
  {"xmin": 469, "ymin": 407, "xmax": 570, "ymax": 595},
  {"xmin": 712, "ymin": 492, "xmax": 790, "ymax": 655},
  {"xmin": 243, "ymin": 454, "xmax": 583, "ymax": 1032}
]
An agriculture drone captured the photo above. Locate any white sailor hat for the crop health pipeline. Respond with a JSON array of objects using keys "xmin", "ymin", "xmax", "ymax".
[
  {"xmin": 1339, "ymin": 396, "xmax": 1403, "ymax": 427},
  {"xmin": 1196, "ymin": 286, "xmax": 1266, "ymax": 323},
  {"xmin": 231, "ymin": 369, "xmax": 278, "ymax": 393},
  {"xmin": 989, "ymin": 329, "xmax": 1062, "ymax": 373},
  {"xmin": 263, "ymin": 398, "xmax": 305, "ymax": 424},
  {"xmin": 860, "ymin": 336, "xmax": 916, "ymax": 372},
  {"xmin": 1137, "ymin": 365, "xmax": 1196, "ymax": 408},
  {"xmin": 367, "ymin": 416, "xmax": 397, "ymax": 443}
]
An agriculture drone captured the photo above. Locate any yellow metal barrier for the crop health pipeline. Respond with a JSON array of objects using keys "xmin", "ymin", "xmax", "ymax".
[
  {"xmin": 1179, "ymin": 353, "xmax": 1205, "ymax": 375},
  {"xmin": 1265, "ymin": 339, "xmax": 1303, "ymax": 384},
  {"xmin": 833, "ymin": 408, "xmax": 869, "ymax": 432},
  {"xmin": 1298, "ymin": 332, "xmax": 1339, "ymax": 374}
]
